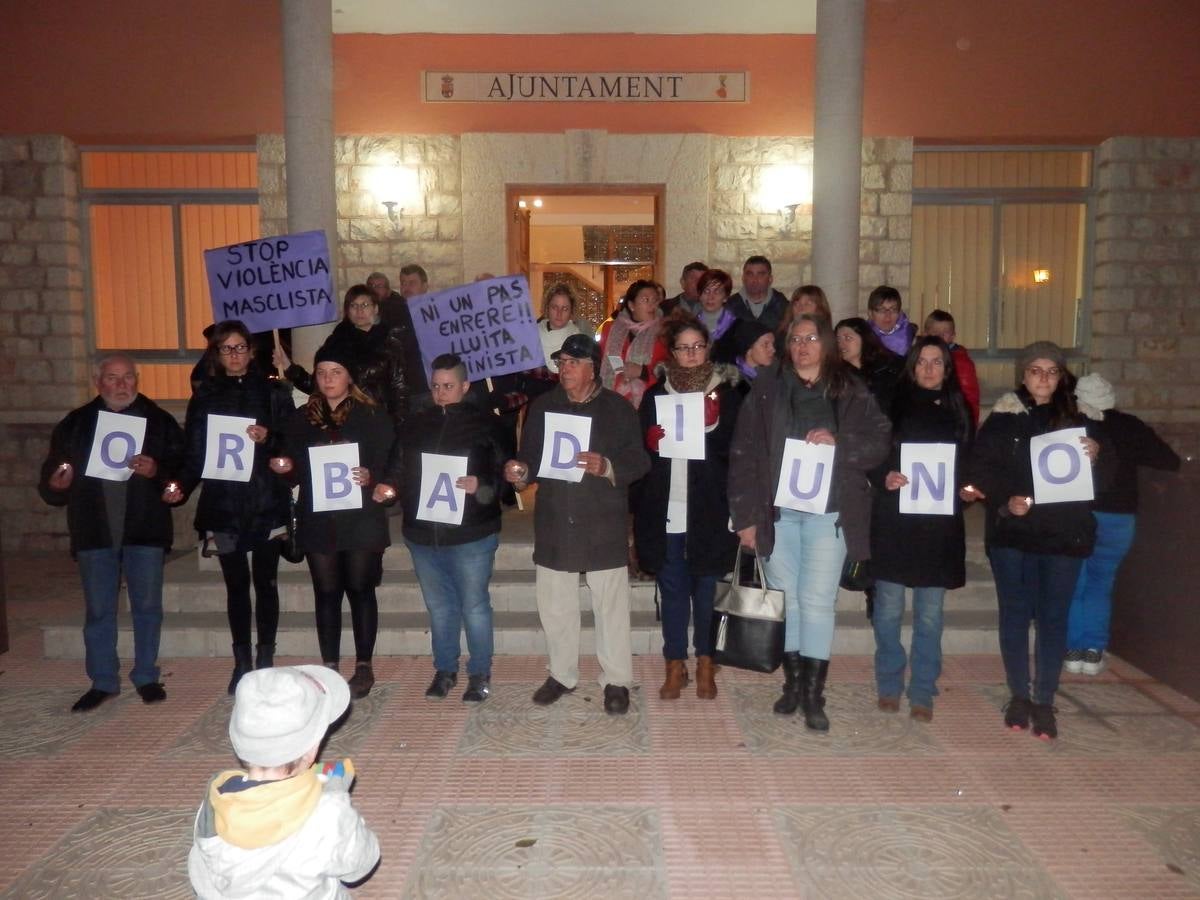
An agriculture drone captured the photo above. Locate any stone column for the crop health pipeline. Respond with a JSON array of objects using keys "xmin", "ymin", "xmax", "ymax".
[
  {"xmin": 812, "ymin": 0, "xmax": 866, "ymax": 320},
  {"xmin": 281, "ymin": 0, "xmax": 338, "ymax": 366}
]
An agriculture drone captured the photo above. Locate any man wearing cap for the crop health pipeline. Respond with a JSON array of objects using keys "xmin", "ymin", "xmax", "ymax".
[{"xmin": 504, "ymin": 333, "xmax": 650, "ymax": 715}]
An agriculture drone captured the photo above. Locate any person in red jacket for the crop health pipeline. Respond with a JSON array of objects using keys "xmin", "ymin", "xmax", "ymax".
[{"xmin": 923, "ymin": 310, "xmax": 980, "ymax": 429}]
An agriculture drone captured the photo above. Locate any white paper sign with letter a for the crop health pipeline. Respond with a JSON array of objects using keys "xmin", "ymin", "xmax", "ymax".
[
  {"xmin": 417, "ymin": 452, "xmax": 468, "ymax": 525},
  {"xmin": 538, "ymin": 412, "xmax": 591, "ymax": 483},
  {"xmin": 899, "ymin": 442, "xmax": 957, "ymax": 516},
  {"xmin": 308, "ymin": 443, "xmax": 361, "ymax": 512},
  {"xmin": 654, "ymin": 391, "xmax": 705, "ymax": 460},
  {"xmin": 1030, "ymin": 427, "xmax": 1094, "ymax": 504},
  {"xmin": 773, "ymin": 438, "xmax": 835, "ymax": 514},
  {"xmin": 202, "ymin": 414, "xmax": 256, "ymax": 483},
  {"xmin": 86, "ymin": 411, "xmax": 146, "ymax": 482}
]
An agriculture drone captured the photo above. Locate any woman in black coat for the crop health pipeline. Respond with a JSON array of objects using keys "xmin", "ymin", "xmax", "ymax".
[
  {"xmin": 634, "ymin": 316, "xmax": 742, "ymax": 702},
  {"xmin": 269, "ymin": 344, "xmax": 396, "ymax": 699},
  {"xmin": 835, "ymin": 317, "xmax": 904, "ymax": 417},
  {"xmin": 166, "ymin": 320, "xmax": 294, "ymax": 693},
  {"xmin": 869, "ymin": 337, "xmax": 974, "ymax": 723}
]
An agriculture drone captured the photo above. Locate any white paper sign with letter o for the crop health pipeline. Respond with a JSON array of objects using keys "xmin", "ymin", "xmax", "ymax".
[
  {"xmin": 654, "ymin": 391, "xmax": 706, "ymax": 460},
  {"xmin": 899, "ymin": 442, "xmax": 957, "ymax": 516},
  {"xmin": 538, "ymin": 412, "xmax": 591, "ymax": 484},
  {"xmin": 773, "ymin": 438, "xmax": 835, "ymax": 514},
  {"xmin": 202, "ymin": 414, "xmax": 256, "ymax": 483},
  {"xmin": 1030, "ymin": 427, "xmax": 1094, "ymax": 504},
  {"xmin": 308, "ymin": 443, "xmax": 362, "ymax": 512},
  {"xmin": 86, "ymin": 411, "xmax": 147, "ymax": 482},
  {"xmin": 417, "ymin": 452, "xmax": 468, "ymax": 525}
]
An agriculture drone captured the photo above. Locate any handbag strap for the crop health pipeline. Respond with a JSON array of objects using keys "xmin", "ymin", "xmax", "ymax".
[{"xmin": 731, "ymin": 546, "xmax": 769, "ymax": 589}]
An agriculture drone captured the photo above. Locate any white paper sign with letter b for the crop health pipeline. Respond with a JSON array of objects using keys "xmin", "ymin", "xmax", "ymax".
[
  {"xmin": 308, "ymin": 443, "xmax": 362, "ymax": 512},
  {"xmin": 654, "ymin": 391, "xmax": 705, "ymax": 460},
  {"xmin": 86, "ymin": 411, "xmax": 146, "ymax": 482},
  {"xmin": 1030, "ymin": 427, "xmax": 1094, "ymax": 504},
  {"xmin": 417, "ymin": 453, "xmax": 468, "ymax": 525},
  {"xmin": 899, "ymin": 442, "xmax": 957, "ymax": 516},
  {"xmin": 538, "ymin": 412, "xmax": 591, "ymax": 483},
  {"xmin": 202, "ymin": 415, "xmax": 256, "ymax": 483},
  {"xmin": 773, "ymin": 438, "xmax": 835, "ymax": 514}
]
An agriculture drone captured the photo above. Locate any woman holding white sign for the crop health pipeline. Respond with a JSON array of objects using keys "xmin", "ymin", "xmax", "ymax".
[
  {"xmin": 269, "ymin": 344, "xmax": 396, "ymax": 699},
  {"xmin": 965, "ymin": 342, "xmax": 1109, "ymax": 741},
  {"xmin": 729, "ymin": 314, "xmax": 892, "ymax": 731},
  {"xmin": 869, "ymin": 337, "xmax": 975, "ymax": 723}
]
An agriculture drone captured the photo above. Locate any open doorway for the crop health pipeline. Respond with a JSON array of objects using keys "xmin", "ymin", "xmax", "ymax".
[{"xmin": 507, "ymin": 185, "xmax": 663, "ymax": 333}]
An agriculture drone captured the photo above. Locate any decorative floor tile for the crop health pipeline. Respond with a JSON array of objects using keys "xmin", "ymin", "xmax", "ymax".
[
  {"xmin": 1116, "ymin": 806, "xmax": 1200, "ymax": 893},
  {"xmin": 775, "ymin": 805, "xmax": 1064, "ymax": 899},
  {"xmin": 456, "ymin": 683, "xmax": 650, "ymax": 756},
  {"xmin": 729, "ymin": 683, "xmax": 943, "ymax": 756},
  {"xmin": 0, "ymin": 687, "xmax": 126, "ymax": 758},
  {"xmin": 402, "ymin": 805, "xmax": 666, "ymax": 899},
  {"xmin": 0, "ymin": 808, "xmax": 193, "ymax": 900}
]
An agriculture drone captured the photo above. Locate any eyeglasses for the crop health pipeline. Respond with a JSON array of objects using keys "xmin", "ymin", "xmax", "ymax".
[
  {"xmin": 788, "ymin": 334, "xmax": 821, "ymax": 345},
  {"xmin": 348, "ymin": 301, "xmax": 375, "ymax": 311},
  {"xmin": 874, "ymin": 304, "xmax": 901, "ymax": 315},
  {"xmin": 218, "ymin": 343, "xmax": 249, "ymax": 356},
  {"xmin": 1026, "ymin": 366, "xmax": 1062, "ymax": 379},
  {"xmin": 673, "ymin": 342, "xmax": 708, "ymax": 354},
  {"xmin": 915, "ymin": 358, "xmax": 945, "ymax": 368}
]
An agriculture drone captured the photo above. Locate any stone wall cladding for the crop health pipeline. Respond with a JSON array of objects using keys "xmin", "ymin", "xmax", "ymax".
[{"xmin": 1093, "ymin": 137, "xmax": 1200, "ymax": 457}]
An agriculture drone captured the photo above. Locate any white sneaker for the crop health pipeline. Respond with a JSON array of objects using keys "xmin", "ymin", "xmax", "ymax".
[
  {"xmin": 1080, "ymin": 649, "xmax": 1106, "ymax": 676},
  {"xmin": 1063, "ymin": 649, "xmax": 1085, "ymax": 674}
]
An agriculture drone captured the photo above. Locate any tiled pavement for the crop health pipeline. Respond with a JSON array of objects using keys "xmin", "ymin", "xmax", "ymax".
[{"xmin": 2, "ymin": 554, "xmax": 1200, "ymax": 899}]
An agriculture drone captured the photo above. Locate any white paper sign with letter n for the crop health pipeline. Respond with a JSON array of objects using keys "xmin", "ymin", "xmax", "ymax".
[
  {"xmin": 417, "ymin": 453, "xmax": 468, "ymax": 525},
  {"xmin": 654, "ymin": 392, "xmax": 705, "ymax": 460},
  {"xmin": 773, "ymin": 438, "xmax": 835, "ymax": 514},
  {"xmin": 538, "ymin": 412, "xmax": 591, "ymax": 484},
  {"xmin": 1030, "ymin": 427, "xmax": 1094, "ymax": 504},
  {"xmin": 201, "ymin": 415, "xmax": 255, "ymax": 483},
  {"xmin": 308, "ymin": 443, "xmax": 361, "ymax": 512},
  {"xmin": 86, "ymin": 411, "xmax": 147, "ymax": 482},
  {"xmin": 899, "ymin": 442, "xmax": 957, "ymax": 516}
]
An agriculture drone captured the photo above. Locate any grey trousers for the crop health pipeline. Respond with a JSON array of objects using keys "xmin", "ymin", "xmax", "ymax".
[{"xmin": 534, "ymin": 564, "xmax": 634, "ymax": 689}]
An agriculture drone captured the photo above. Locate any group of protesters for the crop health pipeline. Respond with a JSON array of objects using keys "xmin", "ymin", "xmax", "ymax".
[{"xmin": 39, "ymin": 257, "xmax": 1179, "ymax": 741}]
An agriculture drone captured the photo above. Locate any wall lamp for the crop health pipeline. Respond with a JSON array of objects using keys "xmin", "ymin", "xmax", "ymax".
[
  {"xmin": 1033, "ymin": 268, "xmax": 1051, "ymax": 284},
  {"xmin": 368, "ymin": 163, "xmax": 421, "ymax": 228},
  {"xmin": 758, "ymin": 164, "xmax": 814, "ymax": 233}
]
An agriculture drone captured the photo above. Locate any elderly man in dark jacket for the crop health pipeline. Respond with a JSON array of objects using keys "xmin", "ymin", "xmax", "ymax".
[
  {"xmin": 38, "ymin": 353, "xmax": 185, "ymax": 712},
  {"xmin": 504, "ymin": 334, "xmax": 650, "ymax": 715}
]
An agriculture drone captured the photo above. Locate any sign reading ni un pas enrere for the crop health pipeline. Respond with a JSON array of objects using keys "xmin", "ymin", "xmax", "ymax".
[{"xmin": 424, "ymin": 71, "xmax": 748, "ymax": 103}]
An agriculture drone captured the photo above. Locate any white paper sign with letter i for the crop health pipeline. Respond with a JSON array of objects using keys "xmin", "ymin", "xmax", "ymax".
[
  {"xmin": 202, "ymin": 415, "xmax": 255, "ymax": 483},
  {"xmin": 308, "ymin": 443, "xmax": 362, "ymax": 512},
  {"xmin": 538, "ymin": 412, "xmax": 591, "ymax": 483},
  {"xmin": 86, "ymin": 411, "xmax": 146, "ymax": 482},
  {"xmin": 417, "ymin": 453, "xmax": 468, "ymax": 525},
  {"xmin": 899, "ymin": 442, "xmax": 956, "ymax": 516},
  {"xmin": 1030, "ymin": 427, "xmax": 1094, "ymax": 504},
  {"xmin": 654, "ymin": 391, "xmax": 705, "ymax": 460},
  {"xmin": 773, "ymin": 438, "xmax": 835, "ymax": 514}
]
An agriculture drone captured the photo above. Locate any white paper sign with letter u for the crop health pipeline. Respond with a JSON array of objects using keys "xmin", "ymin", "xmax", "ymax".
[
  {"xmin": 654, "ymin": 391, "xmax": 705, "ymax": 460},
  {"xmin": 773, "ymin": 438, "xmax": 835, "ymax": 514},
  {"xmin": 308, "ymin": 443, "xmax": 361, "ymax": 512},
  {"xmin": 202, "ymin": 414, "xmax": 256, "ymax": 483},
  {"xmin": 1030, "ymin": 427, "xmax": 1094, "ymax": 504},
  {"xmin": 86, "ymin": 411, "xmax": 146, "ymax": 482},
  {"xmin": 899, "ymin": 442, "xmax": 957, "ymax": 516},
  {"xmin": 417, "ymin": 452, "xmax": 468, "ymax": 525},
  {"xmin": 538, "ymin": 412, "xmax": 591, "ymax": 483}
]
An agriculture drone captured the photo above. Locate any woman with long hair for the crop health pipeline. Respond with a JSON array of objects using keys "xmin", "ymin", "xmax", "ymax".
[
  {"xmin": 834, "ymin": 316, "xmax": 904, "ymax": 417},
  {"xmin": 776, "ymin": 284, "xmax": 832, "ymax": 353},
  {"xmin": 598, "ymin": 279, "xmax": 669, "ymax": 409}
]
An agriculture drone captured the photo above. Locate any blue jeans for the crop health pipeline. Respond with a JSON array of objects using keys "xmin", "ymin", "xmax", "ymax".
[
  {"xmin": 1067, "ymin": 512, "xmax": 1136, "ymax": 652},
  {"xmin": 657, "ymin": 532, "xmax": 717, "ymax": 659},
  {"xmin": 872, "ymin": 579, "xmax": 945, "ymax": 707},
  {"xmin": 76, "ymin": 545, "xmax": 165, "ymax": 693},
  {"xmin": 406, "ymin": 533, "xmax": 498, "ymax": 676},
  {"xmin": 763, "ymin": 509, "xmax": 846, "ymax": 659},
  {"xmin": 988, "ymin": 546, "xmax": 1082, "ymax": 705}
]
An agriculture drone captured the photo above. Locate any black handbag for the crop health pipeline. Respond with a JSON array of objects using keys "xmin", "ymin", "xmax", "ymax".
[
  {"xmin": 840, "ymin": 557, "xmax": 873, "ymax": 591},
  {"xmin": 279, "ymin": 491, "xmax": 305, "ymax": 564},
  {"xmin": 709, "ymin": 549, "xmax": 785, "ymax": 674}
]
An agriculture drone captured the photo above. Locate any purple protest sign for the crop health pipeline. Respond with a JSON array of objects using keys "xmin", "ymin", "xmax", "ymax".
[
  {"xmin": 408, "ymin": 275, "xmax": 543, "ymax": 380},
  {"xmin": 203, "ymin": 230, "xmax": 338, "ymax": 333}
]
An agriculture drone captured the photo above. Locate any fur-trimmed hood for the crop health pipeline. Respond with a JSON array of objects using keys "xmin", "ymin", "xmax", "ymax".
[
  {"xmin": 651, "ymin": 361, "xmax": 741, "ymax": 392},
  {"xmin": 990, "ymin": 391, "xmax": 1104, "ymax": 421}
]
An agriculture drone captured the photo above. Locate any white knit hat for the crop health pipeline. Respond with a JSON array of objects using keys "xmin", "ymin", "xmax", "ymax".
[
  {"xmin": 1075, "ymin": 372, "xmax": 1116, "ymax": 411},
  {"xmin": 229, "ymin": 665, "xmax": 350, "ymax": 767}
]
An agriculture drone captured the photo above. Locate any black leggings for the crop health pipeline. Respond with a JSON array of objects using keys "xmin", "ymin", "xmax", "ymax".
[
  {"xmin": 218, "ymin": 541, "xmax": 282, "ymax": 647},
  {"xmin": 307, "ymin": 550, "xmax": 382, "ymax": 664}
]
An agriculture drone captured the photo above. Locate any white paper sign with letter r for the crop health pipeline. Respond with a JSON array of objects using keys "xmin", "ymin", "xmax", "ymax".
[{"xmin": 202, "ymin": 414, "xmax": 255, "ymax": 483}]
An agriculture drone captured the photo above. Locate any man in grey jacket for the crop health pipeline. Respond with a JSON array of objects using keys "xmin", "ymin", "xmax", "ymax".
[{"xmin": 504, "ymin": 334, "xmax": 650, "ymax": 715}]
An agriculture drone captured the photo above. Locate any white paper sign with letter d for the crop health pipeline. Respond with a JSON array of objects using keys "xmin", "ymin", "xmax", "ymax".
[
  {"xmin": 654, "ymin": 391, "xmax": 705, "ymax": 460},
  {"xmin": 538, "ymin": 412, "xmax": 591, "ymax": 483},
  {"xmin": 1030, "ymin": 427, "xmax": 1094, "ymax": 504},
  {"xmin": 308, "ymin": 443, "xmax": 362, "ymax": 512},
  {"xmin": 899, "ymin": 442, "xmax": 957, "ymax": 516},
  {"xmin": 773, "ymin": 438, "xmax": 835, "ymax": 514},
  {"xmin": 417, "ymin": 452, "xmax": 468, "ymax": 525},
  {"xmin": 86, "ymin": 411, "xmax": 146, "ymax": 482},
  {"xmin": 201, "ymin": 414, "xmax": 256, "ymax": 483}
]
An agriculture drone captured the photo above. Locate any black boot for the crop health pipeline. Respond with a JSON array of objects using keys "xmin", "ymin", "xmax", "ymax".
[
  {"xmin": 255, "ymin": 643, "xmax": 275, "ymax": 670},
  {"xmin": 228, "ymin": 643, "xmax": 253, "ymax": 695},
  {"xmin": 773, "ymin": 652, "xmax": 803, "ymax": 715},
  {"xmin": 800, "ymin": 656, "xmax": 830, "ymax": 732}
]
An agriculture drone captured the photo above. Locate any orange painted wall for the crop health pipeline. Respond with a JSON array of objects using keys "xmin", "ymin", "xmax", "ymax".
[{"xmin": 3, "ymin": 1, "xmax": 1199, "ymax": 144}]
